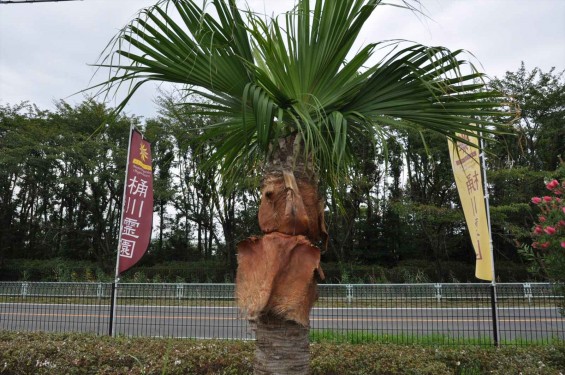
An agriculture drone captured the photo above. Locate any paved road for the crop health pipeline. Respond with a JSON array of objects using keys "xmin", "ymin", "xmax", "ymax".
[{"xmin": 1, "ymin": 303, "xmax": 563, "ymax": 342}]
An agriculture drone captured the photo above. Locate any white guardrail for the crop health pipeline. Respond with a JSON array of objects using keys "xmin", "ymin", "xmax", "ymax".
[{"xmin": 0, "ymin": 282, "xmax": 562, "ymax": 303}]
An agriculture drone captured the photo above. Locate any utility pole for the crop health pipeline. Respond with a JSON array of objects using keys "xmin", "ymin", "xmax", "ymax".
[{"xmin": 1, "ymin": 0, "xmax": 82, "ymax": 4}]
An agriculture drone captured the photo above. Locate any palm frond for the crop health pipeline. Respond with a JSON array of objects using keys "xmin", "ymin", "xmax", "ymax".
[{"xmin": 91, "ymin": 0, "xmax": 515, "ymax": 192}]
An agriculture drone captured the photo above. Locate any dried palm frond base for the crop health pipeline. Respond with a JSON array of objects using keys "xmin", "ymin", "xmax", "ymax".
[
  {"xmin": 235, "ymin": 232, "xmax": 323, "ymax": 326},
  {"xmin": 258, "ymin": 169, "xmax": 327, "ymax": 244}
]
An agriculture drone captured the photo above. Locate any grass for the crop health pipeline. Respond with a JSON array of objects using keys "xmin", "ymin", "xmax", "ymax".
[
  {"xmin": 310, "ymin": 330, "xmax": 493, "ymax": 346},
  {"xmin": 0, "ymin": 331, "xmax": 564, "ymax": 374},
  {"xmin": 310, "ymin": 329, "xmax": 565, "ymax": 347}
]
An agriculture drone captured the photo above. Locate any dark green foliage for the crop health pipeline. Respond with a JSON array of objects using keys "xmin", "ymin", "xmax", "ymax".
[
  {"xmin": 0, "ymin": 101, "xmax": 134, "ymax": 268},
  {"xmin": 1, "ymin": 62, "xmax": 563, "ymax": 282},
  {"xmin": 0, "ymin": 331, "xmax": 563, "ymax": 375}
]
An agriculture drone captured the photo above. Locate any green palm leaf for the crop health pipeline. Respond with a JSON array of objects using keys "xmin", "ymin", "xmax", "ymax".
[{"xmin": 92, "ymin": 0, "xmax": 515, "ymax": 191}]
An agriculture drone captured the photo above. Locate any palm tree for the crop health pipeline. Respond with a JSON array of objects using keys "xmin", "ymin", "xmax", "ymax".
[{"xmin": 93, "ymin": 0, "xmax": 511, "ymax": 373}]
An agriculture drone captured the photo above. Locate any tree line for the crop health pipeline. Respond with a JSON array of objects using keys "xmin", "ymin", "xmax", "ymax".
[{"xmin": 0, "ymin": 63, "xmax": 563, "ymax": 282}]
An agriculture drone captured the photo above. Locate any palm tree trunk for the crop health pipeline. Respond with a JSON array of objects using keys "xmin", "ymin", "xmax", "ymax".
[
  {"xmin": 236, "ymin": 133, "xmax": 325, "ymax": 374},
  {"xmin": 253, "ymin": 314, "xmax": 310, "ymax": 375}
]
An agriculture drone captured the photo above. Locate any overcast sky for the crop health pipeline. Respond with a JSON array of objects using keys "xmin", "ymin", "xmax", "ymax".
[{"xmin": 1, "ymin": 0, "xmax": 564, "ymax": 119}]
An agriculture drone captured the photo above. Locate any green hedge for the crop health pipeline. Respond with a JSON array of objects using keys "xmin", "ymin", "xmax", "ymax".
[
  {"xmin": 0, "ymin": 332, "xmax": 564, "ymax": 374},
  {"xmin": 1, "ymin": 258, "xmax": 533, "ymax": 283},
  {"xmin": 0, "ymin": 259, "xmax": 109, "ymax": 282},
  {"xmin": 0, "ymin": 259, "xmax": 232, "ymax": 283}
]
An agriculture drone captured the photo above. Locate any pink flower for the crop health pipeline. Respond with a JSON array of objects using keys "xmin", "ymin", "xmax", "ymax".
[
  {"xmin": 546, "ymin": 179, "xmax": 559, "ymax": 190},
  {"xmin": 563, "ymin": 207, "xmax": 565, "ymax": 214},
  {"xmin": 538, "ymin": 216, "xmax": 547, "ymax": 223},
  {"xmin": 532, "ymin": 242, "xmax": 539, "ymax": 249},
  {"xmin": 544, "ymin": 226, "xmax": 556, "ymax": 235},
  {"xmin": 558, "ymin": 220, "xmax": 565, "ymax": 228},
  {"xmin": 531, "ymin": 197, "xmax": 542, "ymax": 204},
  {"xmin": 561, "ymin": 241, "xmax": 565, "ymax": 249},
  {"xmin": 543, "ymin": 196, "xmax": 553, "ymax": 203},
  {"xmin": 554, "ymin": 189, "xmax": 563, "ymax": 195},
  {"xmin": 540, "ymin": 242, "xmax": 550, "ymax": 249},
  {"xmin": 534, "ymin": 226, "xmax": 544, "ymax": 235}
]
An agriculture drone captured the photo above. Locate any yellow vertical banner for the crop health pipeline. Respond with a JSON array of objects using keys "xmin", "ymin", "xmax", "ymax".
[{"xmin": 448, "ymin": 133, "xmax": 493, "ymax": 281}]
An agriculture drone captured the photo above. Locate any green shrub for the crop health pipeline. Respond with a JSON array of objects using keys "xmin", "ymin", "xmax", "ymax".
[
  {"xmin": 0, "ymin": 331, "xmax": 563, "ymax": 375},
  {"xmin": 0, "ymin": 258, "xmax": 535, "ymax": 283}
]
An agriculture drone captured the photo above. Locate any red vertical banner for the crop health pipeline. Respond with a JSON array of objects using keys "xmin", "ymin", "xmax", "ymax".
[{"xmin": 117, "ymin": 129, "xmax": 153, "ymax": 275}]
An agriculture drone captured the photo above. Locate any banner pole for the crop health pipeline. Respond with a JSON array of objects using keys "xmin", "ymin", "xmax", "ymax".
[
  {"xmin": 111, "ymin": 123, "xmax": 135, "ymax": 337},
  {"xmin": 479, "ymin": 136, "xmax": 500, "ymax": 347},
  {"xmin": 108, "ymin": 281, "xmax": 116, "ymax": 336}
]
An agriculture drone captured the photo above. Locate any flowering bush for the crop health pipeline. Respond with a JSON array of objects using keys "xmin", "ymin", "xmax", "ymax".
[
  {"xmin": 530, "ymin": 178, "xmax": 565, "ymax": 253},
  {"xmin": 522, "ymin": 170, "xmax": 565, "ymax": 315}
]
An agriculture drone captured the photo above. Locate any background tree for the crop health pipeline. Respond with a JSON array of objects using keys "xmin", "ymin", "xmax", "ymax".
[
  {"xmin": 144, "ymin": 118, "xmax": 175, "ymax": 256},
  {"xmin": 7, "ymin": 64, "xmax": 565, "ymax": 286},
  {"xmin": 489, "ymin": 62, "xmax": 564, "ymax": 171},
  {"xmin": 0, "ymin": 100, "xmax": 136, "ymax": 271},
  {"xmin": 486, "ymin": 63, "xmax": 564, "ymax": 267}
]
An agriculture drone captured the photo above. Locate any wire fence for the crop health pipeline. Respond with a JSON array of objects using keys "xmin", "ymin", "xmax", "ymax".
[{"xmin": 0, "ymin": 282, "xmax": 563, "ymax": 346}]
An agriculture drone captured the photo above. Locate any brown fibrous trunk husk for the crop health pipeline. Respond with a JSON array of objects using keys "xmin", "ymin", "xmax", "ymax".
[
  {"xmin": 258, "ymin": 170, "xmax": 327, "ymax": 243},
  {"xmin": 237, "ymin": 134, "xmax": 326, "ymax": 327},
  {"xmin": 236, "ymin": 232, "xmax": 323, "ymax": 326}
]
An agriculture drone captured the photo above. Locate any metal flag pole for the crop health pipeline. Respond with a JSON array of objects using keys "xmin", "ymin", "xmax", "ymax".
[
  {"xmin": 479, "ymin": 136, "xmax": 500, "ymax": 347},
  {"xmin": 109, "ymin": 123, "xmax": 135, "ymax": 337}
]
